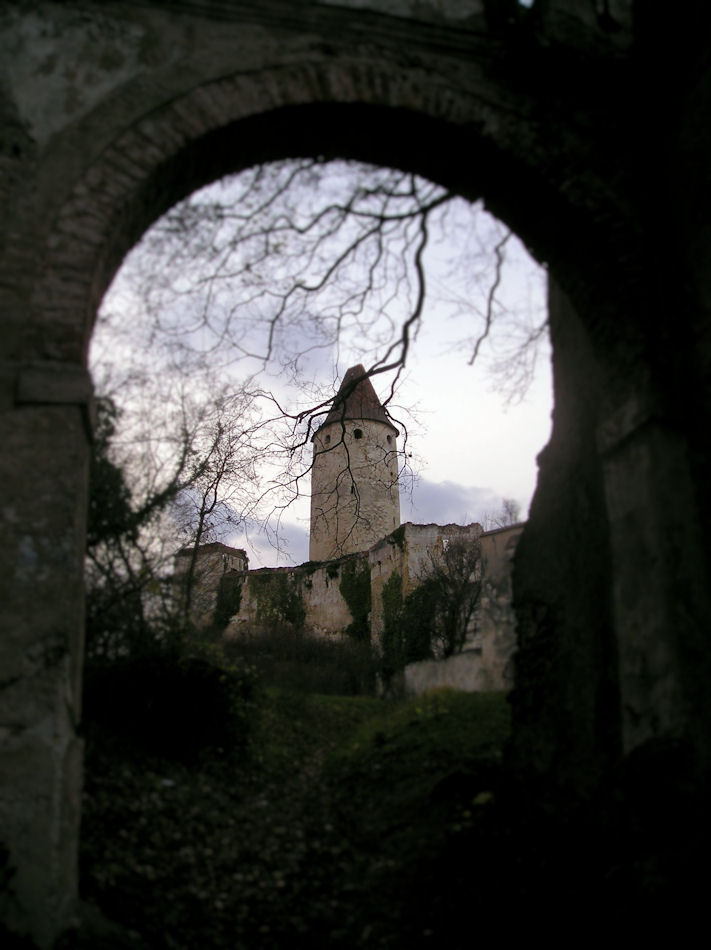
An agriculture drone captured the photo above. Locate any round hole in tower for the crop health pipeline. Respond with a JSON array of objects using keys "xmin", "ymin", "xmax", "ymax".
[
  {"xmin": 354, "ymin": 428, "xmax": 363, "ymax": 439},
  {"xmin": 386, "ymin": 434, "xmax": 392, "ymax": 444}
]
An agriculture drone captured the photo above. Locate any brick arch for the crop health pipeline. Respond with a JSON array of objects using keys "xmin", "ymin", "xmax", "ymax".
[
  {"xmin": 7, "ymin": 46, "xmax": 629, "ymax": 947},
  {"xmin": 30, "ymin": 56, "xmax": 632, "ymax": 806},
  {"xmin": 30, "ymin": 61, "xmax": 632, "ymax": 368}
]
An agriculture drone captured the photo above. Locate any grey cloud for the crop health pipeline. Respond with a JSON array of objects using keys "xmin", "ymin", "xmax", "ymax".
[{"xmin": 401, "ymin": 479, "xmax": 501, "ymax": 526}]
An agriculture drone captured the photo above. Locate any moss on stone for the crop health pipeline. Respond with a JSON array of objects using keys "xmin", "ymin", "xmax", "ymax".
[
  {"xmin": 339, "ymin": 557, "xmax": 371, "ymax": 642},
  {"xmin": 214, "ymin": 573, "xmax": 243, "ymax": 630},
  {"xmin": 380, "ymin": 571, "xmax": 404, "ymax": 682},
  {"xmin": 250, "ymin": 572, "xmax": 305, "ymax": 631},
  {"xmin": 390, "ymin": 525, "xmax": 406, "ymax": 551},
  {"xmin": 400, "ymin": 579, "xmax": 438, "ymax": 664}
]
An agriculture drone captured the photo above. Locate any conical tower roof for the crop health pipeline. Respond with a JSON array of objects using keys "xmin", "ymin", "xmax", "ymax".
[{"xmin": 317, "ymin": 364, "xmax": 398, "ymax": 435}]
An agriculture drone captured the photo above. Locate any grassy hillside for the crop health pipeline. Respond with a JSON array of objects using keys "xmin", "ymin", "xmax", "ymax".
[{"xmin": 71, "ymin": 680, "xmax": 511, "ymax": 949}]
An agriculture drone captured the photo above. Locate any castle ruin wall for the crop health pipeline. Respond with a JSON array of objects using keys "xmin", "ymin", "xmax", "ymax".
[
  {"xmin": 368, "ymin": 522, "xmax": 484, "ymax": 647},
  {"xmin": 212, "ymin": 523, "xmax": 519, "ymax": 696},
  {"xmin": 225, "ymin": 556, "xmax": 366, "ymax": 641},
  {"xmin": 173, "ymin": 544, "xmax": 247, "ymax": 630}
]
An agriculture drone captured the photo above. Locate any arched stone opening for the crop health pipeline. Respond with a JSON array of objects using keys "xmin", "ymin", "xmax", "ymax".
[
  {"xmin": 2, "ymin": 3, "xmax": 711, "ymax": 943},
  {"xmin": 22, "ymin": 97, "xmax": 634, "ymax": 366}
]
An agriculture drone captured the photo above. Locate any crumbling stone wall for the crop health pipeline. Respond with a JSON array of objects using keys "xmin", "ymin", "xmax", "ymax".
[
  {"xmin": 225, "ymin": 555, "xmax": 368, "ymax": 641},
  {"xmin": 220, "ymin": 522, "xmax": 512, "ymax": 690},
  {"xmin": 477, "ymin": 524, "xmax": 522, "ymax": 690},
  {"xmin": 394, "ymin": 523, "xmax": 521, "ymax": 696},
  {"xmin": 369, "ymin": 522, "xmax": 483, "ymax": 645},
  {"xmin": 173, "ymin": 543, "xmax": 248, "ymax": 630}
]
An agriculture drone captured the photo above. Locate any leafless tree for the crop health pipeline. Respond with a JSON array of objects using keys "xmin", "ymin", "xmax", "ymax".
[
  {"xmin": 85, "ymin": 385, "xmax": 272, "ymax": 654},
  {"xmin": 93, "ymin": 159, "xmax": 547, "ymax": 565},
  {"xmin": 172, "ymin": 396, "xmax": 265, "ymax": 626},
  {"xmin": 421, "ymin": 536, "xmax": 483, "ymax": 658},
  {"xmin": 478, "ymin": 497, "xmax": 522, "ymax": 531}
]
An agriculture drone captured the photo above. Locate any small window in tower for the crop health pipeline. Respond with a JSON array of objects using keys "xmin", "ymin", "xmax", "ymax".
[
  {"xmin": 354, "ymin": 428, "xmax": 363, "ymax": 439},
  {"xmin": 324, "ymin": 434, "xmax": 330, "ymax": 444},
  {"xmin": 386, "ymin": 434, "xmax": 392, "ymax": 444}
]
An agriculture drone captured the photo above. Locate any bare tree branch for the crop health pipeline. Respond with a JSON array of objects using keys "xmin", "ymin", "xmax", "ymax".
[{"xmin": 91, "ymin": 158, "xmax": 546, "ymax": 579}]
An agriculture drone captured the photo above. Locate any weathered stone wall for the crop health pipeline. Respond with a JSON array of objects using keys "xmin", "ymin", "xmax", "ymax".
[
  {"xmin": 0, "ymin": 399, "xmax": 87, "ymax": 947},
  {"xmin": 399, "ymin": 523, "xmax": 521, "ymax": 696},
  {"xmin": 368, "ymin": 528, "xmax": 407, "ymax": 645},
  {"xmin": 403, "ymin": 650, "xmax": 493, "ymax": 696},
  {"xmin": 368, "ymin": 522, "xmax": 483, "ymax": 645},
  {"xmin": 478, "ymin": 524, "xmax": 523, "ymax": 690},
  {"xmin": 174, "ymin": 543, "xmax": 248, "ymax": 629},
  {"xmin": 225, "ymin": 554, "xmax": 368, "ymax": 641},
  {"xmin": 508, "ymin": 280, "xmax": 620, "ymax": 802},
  {"xmin": 222, "ymin": 521, "xmax": 514, "ymax": 693}
]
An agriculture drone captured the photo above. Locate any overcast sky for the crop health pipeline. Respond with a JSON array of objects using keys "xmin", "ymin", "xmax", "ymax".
[
  {"xmin": 236, "ymin": 318, "xmax": 552, "ymax": 567},
  {"xmin": 226, "ymin": 230, "xmax": 552, "ymax": 566},
  {"xmin": 252, "ymin": 209, "xmax": 551, "ymax": 566},
  {"xmin": 95, "ymin": 165, "xmax": 553, "ymax": 569}
]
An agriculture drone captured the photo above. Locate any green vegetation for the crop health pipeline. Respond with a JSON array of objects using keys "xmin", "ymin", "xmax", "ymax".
[
  {"xmin": 379, "ymin": 537, "xmax": 483, "ymax": 686},
  {"xmin": 339, "ymin": 556, "xmax": 372, "ymax": 642},
  {"xmin": 389, "ymin": 524, "xmax": 406, "ymax": 550},
  {"xmin": 74, "ymin": 628, "xmax": 514, "ymax": 950},
  {"xmin": 250, "ymin": 571, "xmax": 306, "ymax": 630},
  {"xmin": 213, "ymin": 573, "xmax": 243, "ymax": 630},
  {"xmin": 71, "ymin": 633, "xmax": 696, "ymax": 948},
  {"xmin": 326, "ymin": 689, "xmax": 510, "ymax": 854},
  {"xmin": 380, "ymin": 570, "xmax": 404, "ymax": 684},
  {"xmin": 399, "ymin": 578, "xmax": 439, "ymax": 663},
  {"xmin": 82, "ymin": 643, "xmax": 260, "ymax": 765},
  {"xmin": 222, "ymin": 628, "xmax": 376, "ymax": 696},
  {"xmin": 379, "ymin": 570, "xmax": 439, "ymax": 683}
]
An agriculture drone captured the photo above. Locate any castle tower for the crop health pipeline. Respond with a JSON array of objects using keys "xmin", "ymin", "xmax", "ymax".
[{"xmin": 309, "ymin": 364, "xmax": 401, "ymax": 561}]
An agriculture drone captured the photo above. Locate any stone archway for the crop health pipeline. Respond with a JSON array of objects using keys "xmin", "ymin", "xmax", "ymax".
[{"xmin": 2, "ymin": 2, "xmax": 711, "ymax": 944}]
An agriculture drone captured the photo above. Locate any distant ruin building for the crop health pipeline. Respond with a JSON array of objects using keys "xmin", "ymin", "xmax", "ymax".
[
  {"xmin": 178, "ymin": 365, "xmax": 522, "ymax": 694},
  {"xmin": 309, "ymin": 364, "xmax": 401, "ymax": 561},
  {"xmin": 173, "ymin": 542, "xmax": 248, "ymax": 624}
]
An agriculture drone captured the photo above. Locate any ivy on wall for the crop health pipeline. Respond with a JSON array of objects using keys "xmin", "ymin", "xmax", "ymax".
[
  {"xmin": 250, "ymin": 572, "xmax": 306, "ymax": 631},
  {"xmin": 380, "ymin": 571, "xmax": 439, "ymax": 682},
  {"xmin": 380, "ymin": 571, "xmax": 404, "ymax": 683},
  {"xmin": 389, "ymin": 525, "xmax": 406, "ymax": 551},
  {"xmin": 339, "ymin": 557, "xmax": 371, "ymax": 642},
  {"xmin": 213, "ymin": 574, "xmax": 243, "ymax": 630},
  {"xmin": 399, "ymin": 579, "xmax": 438, "ymax": 664}
]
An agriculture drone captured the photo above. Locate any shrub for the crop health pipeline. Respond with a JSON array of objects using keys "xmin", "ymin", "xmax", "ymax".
[
  {"xmin": 213, "ymin": 572, "xmax": 243, "ymax": 630},
  {"xmin": 400, "ymin": 578, "xmax": 438, "ymax": 664},
  {"xmin": 378, "ymin": 536, "xmax": 482, "ymax": 685},
  {"xmin": 339, "ymin": 558, "xmax": 371, "ymax": 642},
  {"xmin": 380, "ymin": 571, "xmax": 404, "ymax": 685},
  {"xmin": 250, "ymin": 572, "xmax": 306, "ymax": 630},
  {"xmin": 222, "ymin": 629, "xmax": 377, "ymax": 695},
  {"xmin": 82, "ymin": 643, "xmax": 261, "ymax": 764}
]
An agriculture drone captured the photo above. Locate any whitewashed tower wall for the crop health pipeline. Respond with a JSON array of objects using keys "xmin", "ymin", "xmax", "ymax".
[{"xmin": 309, "ymin": 365, "xmax": 401, "ymax": 561}]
